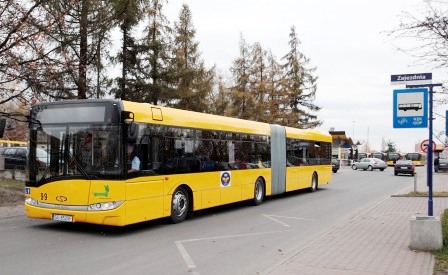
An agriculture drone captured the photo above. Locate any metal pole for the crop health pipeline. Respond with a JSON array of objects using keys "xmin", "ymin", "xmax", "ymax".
[
  {"xmin": 428, "ymin": 86, "xmax": 433, "ymax": 216},
  {"xmin": 406, "ymin": 83, "xmax": 442, "ymax": 216},
  {"xmin": 414, "ymin": 172, "xmax": 417, "ymax": 193}
]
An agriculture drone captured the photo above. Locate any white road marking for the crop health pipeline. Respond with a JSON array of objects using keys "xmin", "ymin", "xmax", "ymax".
[
  {"xmin": 175, "ymin": 229, "xmax": 293, "ymax": 274},
  {"xmin": 262, "ymin": 214, "xmax": 316, "ymax": 227}
]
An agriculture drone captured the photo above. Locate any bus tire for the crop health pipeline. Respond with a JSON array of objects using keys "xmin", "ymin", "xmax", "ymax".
[
  {"xmin": 170, "ymin": 186, "xmax": 189, "ymax": 224},
  {"xmin": 253, "ymin": 177, "xmax": 265, "ymax": 206},
  {"xmin": 310, "ymin": 173, "xmax": 318, "ymax": 192}
]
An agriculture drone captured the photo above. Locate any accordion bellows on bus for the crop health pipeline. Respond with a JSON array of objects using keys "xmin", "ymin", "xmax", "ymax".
[{"xmin": 25, "ymin": 99, "xmax": 332, "ymax": 226}]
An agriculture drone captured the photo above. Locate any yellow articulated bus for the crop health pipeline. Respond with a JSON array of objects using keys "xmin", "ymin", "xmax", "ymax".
[{"xmin": 25, "ymin": 99, "xmax": 332, "ymax": 226}]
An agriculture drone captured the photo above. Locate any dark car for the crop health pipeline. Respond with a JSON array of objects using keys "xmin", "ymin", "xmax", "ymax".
[
  {"xmin": 332, "ymin": 158, "xmax": 340, "ymax": 173},
  {"xmin": 0, "ymin": 147, "xmax": 48, "ymax": 170},
  {"xmin": 394, "ymin": 160, "xmax": 415, "ymax": 176},
  {"xmin": 435, "ymin": 158, "xmax": 448, "ymax": 173}
]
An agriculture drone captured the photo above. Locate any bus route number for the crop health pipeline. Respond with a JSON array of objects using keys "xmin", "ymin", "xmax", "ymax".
[{"xmin": 41, "ymin": 193, "xmax": 48, "ymax": 201}]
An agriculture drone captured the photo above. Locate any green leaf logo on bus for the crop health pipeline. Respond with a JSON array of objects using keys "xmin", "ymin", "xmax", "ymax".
[{"xmin": 94, "ymin": 185, "xmax": 109, "ymax": 197}]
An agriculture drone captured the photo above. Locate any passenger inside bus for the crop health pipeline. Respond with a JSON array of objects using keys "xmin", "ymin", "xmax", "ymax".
[
  {"xmin": 80, "ymin": 133, "xmax": 93, "ymax": 168},
  {"xmin": 127, "ymin": 141, "xmax": 141, "ymax": 172}
]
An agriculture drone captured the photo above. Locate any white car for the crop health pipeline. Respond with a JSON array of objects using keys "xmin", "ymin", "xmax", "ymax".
[{"xmin": 352, "ymin": 158, "xmax": 387, "ymax": 171}]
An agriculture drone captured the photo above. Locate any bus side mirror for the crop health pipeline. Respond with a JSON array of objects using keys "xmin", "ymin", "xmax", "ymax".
[
  {"xmin": 0, "ymin": 118, "xmax": 6, "ymax": 138},
  {"xmin": 122, "ymin": 111, "xmax": 134, "ymax": 123}
]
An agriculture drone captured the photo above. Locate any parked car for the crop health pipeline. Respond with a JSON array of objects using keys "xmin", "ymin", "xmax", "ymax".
[
  {"xmin": 351, "ymin": 158, "xmax": 387, "ymax": 171},
  {"xmin": 394, "ymin": 159, "xmax": 415, "ymax": 176},
  {"xmin": 435, "ymin": 158, "xmax": 448, "ymax": 173},
  {"xmin": 0, "ymin": 147, "xmax": 48, "ymax": 170},
  {"xmin": 332, "ymin": 158, "xmax": 340, "ymax": 173}
]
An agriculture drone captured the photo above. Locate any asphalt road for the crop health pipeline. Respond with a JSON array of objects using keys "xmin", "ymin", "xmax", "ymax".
[{"xmin": 0, "ymin": 166, "xmax": 420, "ymax": 275}]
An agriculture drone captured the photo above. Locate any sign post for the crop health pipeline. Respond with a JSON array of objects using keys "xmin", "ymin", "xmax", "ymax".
[
  {"xmin": 405, "ymin": 83, "xmax": 442, "ymax": 216},
  {"xmin": 391, "ymin": 72, "xmax": 441, "ymax": 216}
]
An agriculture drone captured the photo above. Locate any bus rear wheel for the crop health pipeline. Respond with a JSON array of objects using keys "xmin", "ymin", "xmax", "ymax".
[
  {"xmin": 171, "ymin": 186, "xmax": 189, "ymax": 224},
  {"xmin": 253, "ymin": 178, "xmax": 265, "ymax": 206}
]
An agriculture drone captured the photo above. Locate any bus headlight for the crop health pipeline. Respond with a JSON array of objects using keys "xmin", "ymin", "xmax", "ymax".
[
  {"xmin": 25, "ymin": 197, "xmax": 39, "ymax": 206},
  {"xmin": 88, "ymin": 201, "xmax": 124, "ymax": 211}
]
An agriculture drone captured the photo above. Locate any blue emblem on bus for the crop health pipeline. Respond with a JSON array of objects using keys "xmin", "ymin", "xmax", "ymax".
[
  {"xmin": 220, "ymin": 172, "xmax": 231, "ymax": 187},
  {"xmin": 25, "ymin": 188, "xmax": 30, "ymax": 195}
]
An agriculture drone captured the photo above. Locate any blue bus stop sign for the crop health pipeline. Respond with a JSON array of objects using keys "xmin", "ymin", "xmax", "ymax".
[{"xmin": 393, "ymin": 88, "xmax": 428, "ymax": 128}]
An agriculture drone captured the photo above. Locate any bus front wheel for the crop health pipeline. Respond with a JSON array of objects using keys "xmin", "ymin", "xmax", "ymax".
[
  {"xmin": 310, "ymin": 173, "xmax": 318, "ymax": 192},
  {"xmin": 171, "ymin": 186, "xmax": 189, "ymax": 224},
  {"xmin": 253, "ymin": 177, "xmax": 265, "ymax": 206}
]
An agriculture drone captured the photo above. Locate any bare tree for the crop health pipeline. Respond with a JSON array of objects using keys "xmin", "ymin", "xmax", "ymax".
[
  {"xmin": 390, "ymin": 1, "xmax": 448, "ymax": 69},
  {"xmin": 0, "ymin": 0, "xmax": 49, "ymax": 105},
  {"xmin": 389, "ymin": 1, "xmax": 448, "ymax": 103}
]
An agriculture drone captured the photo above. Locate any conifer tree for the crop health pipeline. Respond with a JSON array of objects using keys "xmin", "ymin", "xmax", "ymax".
[
  {"xmin": 172, "ymin": 4, "xmax": 214, "ymax": 112},
  {"xmin": 131, "ymin": 0, "xmax": 176, "ymax": 104},
  {"xmin": 264, "ymin": 50, "xmax": 288, "ymax": 124},
  {"xmin": 229, "ymin": 35, "xmax": 254, "ymax": 119},
  {"xmin": 248, "ymin": 42, "xmax": 268, "ymax": 121},
  {"xmin": 210, "ymin": 74, "xmax": 231, "ymax": 116},
  {"xmin": 281, "ymin": 26, "xmax": 321, "ymax": 128},
  {"xmin": 111, "ymin": 0, "xmax": 146, "ymax": 100}
]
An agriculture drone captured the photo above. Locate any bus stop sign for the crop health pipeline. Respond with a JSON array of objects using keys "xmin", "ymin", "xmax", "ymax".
[{"xmin": 393, "ymin": 88, "xmax": 428, "ymax": 128}]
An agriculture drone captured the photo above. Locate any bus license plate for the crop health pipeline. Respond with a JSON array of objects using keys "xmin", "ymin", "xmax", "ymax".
[{"xmin": 52, "ymin": 214, "xmax": 73, "ymax": 222}]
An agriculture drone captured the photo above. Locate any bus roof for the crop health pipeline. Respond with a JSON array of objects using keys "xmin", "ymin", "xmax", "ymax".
[
  {"xmin": 122, "ymin": 101, "xmax": 331, "ymax": 141},
  {"xmin": 285, "ymin": 126, "xmax": 332, "ymax": 142}
]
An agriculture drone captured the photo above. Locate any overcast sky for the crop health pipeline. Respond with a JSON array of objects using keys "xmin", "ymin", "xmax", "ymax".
[{"xmin": 161, "ymin": 0, "xmax": 447, "ymax": 153}]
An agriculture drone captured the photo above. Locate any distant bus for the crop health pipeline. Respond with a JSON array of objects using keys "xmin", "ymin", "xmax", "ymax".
[
  {"xmin": 357, "ymin": 152, "xmax": 368, "ymax": 160},
  {"xmin": 371, "ymin": 152, "xmax": 386, "ymax": 161},
  {"xmin": 0, "ymin": 139, "xmax": 27, "ymax": 147},
  {"xmin": 386, "ymin": 152, "xmax": 401, "ymax": 166},
  {"xmin": 25, "ymin": 99, "xmax": 333, "ymax": 226},
  {"xmin": 405, "ymin": 153, "xmax": 426, "ymax": 166}
]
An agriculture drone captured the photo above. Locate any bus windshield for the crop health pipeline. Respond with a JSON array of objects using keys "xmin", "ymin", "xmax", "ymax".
[
  {"xmin": 387, "ymin": 153, "xmax": 400, "ymax": 161},
  {"xmin": 406, "ymin": 153, "xmax": 421, "ymax": 161},
  {"xmin": 30, "ymin": 125, "xmax": 122, "ymax": 183},
  {"xmin": 28, "ymin": 101, "xmax": 123, "ymax": 184}
]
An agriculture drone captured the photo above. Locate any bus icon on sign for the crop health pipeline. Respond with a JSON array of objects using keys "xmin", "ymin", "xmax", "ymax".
[{"xmin": 398, "ymin": 103, "xmax": 422, "ymax": 111}]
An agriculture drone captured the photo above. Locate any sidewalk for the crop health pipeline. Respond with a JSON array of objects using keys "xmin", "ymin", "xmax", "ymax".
[{"xmin": 267, "ymin": 169, "xmax": 448, "ymax": 275}]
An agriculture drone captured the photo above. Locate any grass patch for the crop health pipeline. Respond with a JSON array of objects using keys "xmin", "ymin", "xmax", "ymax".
[
  {"xmin": 0, "ymin": 179, "xmax": 25, "ymax": 205},
  {"xmin": 0, "ymin": 179, "xmax": 24, "ymax": 191},
  {"xmin": 433, "ymin": 209, "xmax": 448, "ymax": 273}
]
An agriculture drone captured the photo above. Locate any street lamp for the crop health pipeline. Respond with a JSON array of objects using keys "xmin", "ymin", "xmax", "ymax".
[{"xmin": 352, "ymin": 121, "xmax": 356, "ymax": 143}]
